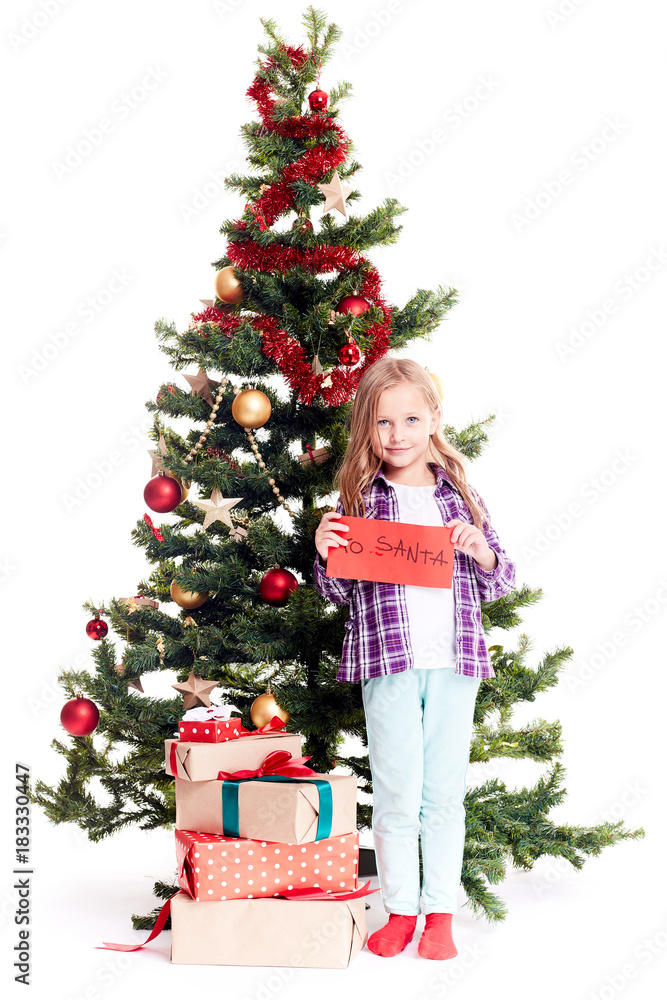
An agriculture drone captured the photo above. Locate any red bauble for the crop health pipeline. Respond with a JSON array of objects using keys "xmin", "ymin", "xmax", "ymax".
[
  {"xmin": 308, "ymin": 88, "xmax": 328, "ymax": 112},
  {"xmin": 338, "ymin": 341, "xmax": 361, "ymax": 366},
  {"xmin": 144, "ymin": 474, "xmax": 183, "ymax": 513},
  {"xmin": 85, "ymin": 616, "xmax": 108, "ymax": 640},
  {"xmin": 336, "ymin": 295, "xmax": 370, "ymax": 317},
  {"xmin": 60, "ymin": 697, "xmax": 100, "ymax": 736},
  {"xmin": 259, "ymin": 567, "xmax": 299, "ymax": 607}
]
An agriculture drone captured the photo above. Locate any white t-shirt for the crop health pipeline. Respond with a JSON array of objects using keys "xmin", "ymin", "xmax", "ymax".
[{"xmin": 390, "ymin": 480, "xmax": 457, "ymax": 670}]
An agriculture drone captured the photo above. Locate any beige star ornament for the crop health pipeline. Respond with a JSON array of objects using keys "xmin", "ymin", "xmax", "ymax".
[
  {"xmin": 183, "ymin": 367, "xmax": 218, "ymax": 407},
  {"xmin": 147, "ymin": 434, "xmax": 168, "ymax": 477},
  {"xmin": 172, "ymin": 670, "xmax": 218, "ymax": 710},
  {"xmin": 191, "ymin": 489, "xmax": 242, "ymax": 530},
  {"xmin": 113, "ymin": 661, "xmax": 144, "ymax": 693},
  {"xmin": 317, "ymin": 169, "xmax": 353, "ymax": 218}
]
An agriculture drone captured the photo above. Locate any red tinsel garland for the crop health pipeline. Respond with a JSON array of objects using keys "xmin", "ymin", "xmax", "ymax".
[
  {"xmin": 206, "ymin": 42, "xmax": 392, "ymax": 406},
  {"xmin": 190, "ymin": 306, "xmax": 235, "ymax": 335}
]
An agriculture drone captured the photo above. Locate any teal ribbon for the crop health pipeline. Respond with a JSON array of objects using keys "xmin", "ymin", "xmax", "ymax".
[{"xmin": 220, "ymin": 775, "xmax": 333, "ymax": 840}]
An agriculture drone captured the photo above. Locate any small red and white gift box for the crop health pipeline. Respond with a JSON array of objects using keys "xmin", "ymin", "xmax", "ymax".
[
  {"xmin": 178, "ymin": 718, "xmax": 244, "ymax": 743},
  {"xmin": 175, "ymin": 829, "xmax": 359, "ymax": 902},
  {"xmin": 178, "ymin": 706, "xmax": 244, "ymax": 744}
]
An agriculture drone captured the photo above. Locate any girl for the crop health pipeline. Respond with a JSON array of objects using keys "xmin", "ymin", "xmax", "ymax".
[{"xmin": 313, "ymin": 357, "xmax": 516, "ymax": 961}]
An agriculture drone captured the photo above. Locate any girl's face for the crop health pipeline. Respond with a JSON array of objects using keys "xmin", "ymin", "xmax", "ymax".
[{"xmin": 370, "ymin": 381, "xmax": 440, "ymax": 480}]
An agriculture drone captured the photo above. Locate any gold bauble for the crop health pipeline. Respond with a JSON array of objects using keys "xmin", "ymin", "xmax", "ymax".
[
  {"xmin": 250, "ymin": 690, "xmax": 290, "ymax": 728},
  {"xmin": 170, "ymin": 580, "xmax": 209, "ymax": 610},
  {"xmin": 231, "ymin": 389, "xmax": 272, "ymax": 428},
  {"xmin": 427, "ymin": 370, "xmax": 445, "ymax": 400},
  {"xmin": 214, "ymin": 265, "xmax": 244, "ymax": 304},
  {"xmin": 180, "ymin": 481, "xmax": 189, "ymax": 503}
]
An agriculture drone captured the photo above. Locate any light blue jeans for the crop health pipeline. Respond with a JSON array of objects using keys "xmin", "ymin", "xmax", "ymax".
[{"xmin": 361, "ymin": 667, "xmax": 481, "ymax": 915}]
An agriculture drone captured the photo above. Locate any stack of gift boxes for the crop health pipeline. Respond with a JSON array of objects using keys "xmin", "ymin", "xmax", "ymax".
[{"xmin": 165, "ymin": 706, "xmax": 370, "ymax": 968}]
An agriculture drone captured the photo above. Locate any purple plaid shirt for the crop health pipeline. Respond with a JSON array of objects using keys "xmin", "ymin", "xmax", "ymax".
[{"xmin": 313, "ymin": 463, "xmax": 516, "ymax": 683}]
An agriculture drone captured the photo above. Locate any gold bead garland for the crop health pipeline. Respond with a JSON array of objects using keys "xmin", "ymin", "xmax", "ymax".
[
  {"xmin": 230, "ymin": 385, "xmax": 296, "ymax": 521},
  {"xmin": 182, "ymin": 377, "xmax": 230, "ymax": 469},
  {"xmin": 158, "ymin": 374, "xmax": 294, "ymax": 521},
  {"xmin": 245, "ymin": 427, "xmax": 296, "ymax": 519}
]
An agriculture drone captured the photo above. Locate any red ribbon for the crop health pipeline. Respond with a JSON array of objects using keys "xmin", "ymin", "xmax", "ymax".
[
  {"xmin": 97, "ymin": 881, "xmax": 378, "ymax": 952},
  {"xmin": 279, "ymin": 879, "xmax": 378, "ymax": 902},
  {"xmin": 245, "ymin": 200, "xmax": 268, "ymax": 231},
  {"xmin": 143, "ymin": 513, "xmax": 164, "ymax": 543},
  {"xmin": 305, "ymin": 443, "xmax": 316, "ymax": 463},
  {"xmin": 168, "ymin": 741, "xmax": 179, "ymax": 777},
  {"xmin": 217, "ymin": 749, "xmax": 315, "ymax": 780},
  {"xmin": 97, "ymin": 890, "xmax": 186, "ymax": 952},
  {"xmin": 235, "ymin": 716, "xmax": 287, "ymax": 737}
]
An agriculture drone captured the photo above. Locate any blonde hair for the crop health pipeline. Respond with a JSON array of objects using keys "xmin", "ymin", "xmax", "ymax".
[{"xmin": 334, "ymin": 356, "xmax": 488, "ymax": 530}]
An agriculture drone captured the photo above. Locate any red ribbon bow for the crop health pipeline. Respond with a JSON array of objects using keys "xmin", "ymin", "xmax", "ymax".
[
  {"xmin": 305, "ymin": 443, "xmax": 316, "ymax": 463},
  {"xmin": 143, "ymin": 513, "xmax": 164, "ymax": 542},
  {"xmin": 218, "ymin": 748, "xmax": 315, "ymax": 781}
]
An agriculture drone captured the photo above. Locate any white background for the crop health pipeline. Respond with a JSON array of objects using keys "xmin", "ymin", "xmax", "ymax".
[{"xmin": 2, "ymin": 1, "xmax": 665, "ymax": 998}]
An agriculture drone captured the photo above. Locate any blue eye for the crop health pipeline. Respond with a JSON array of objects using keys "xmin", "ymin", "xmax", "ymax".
[
  {"xmin": 378, "ymin": 419, "xmax": 389, "ymax": 426},
  {"xmin": 407, "ymin": 416, "xmax": 418, "ymax": 423}
]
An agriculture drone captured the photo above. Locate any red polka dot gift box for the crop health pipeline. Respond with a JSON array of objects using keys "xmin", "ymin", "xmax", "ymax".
[
  {"xmin": 177, "ymin": 716, "xmax": 244, "ymax": 744},
  {"xmin": 176, "ymin": 705, "xmax": 245, "ymax": 743},
  {"xmin": 175, "ymin": 828, "xmax": 359, "ymax": 901}
]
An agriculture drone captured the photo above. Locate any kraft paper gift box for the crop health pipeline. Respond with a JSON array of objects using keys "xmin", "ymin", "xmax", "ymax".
[
  {"xmin": 175, "ymin": 828, "xmax": 359, "ymax": 900},
  {"xmin": 169, "ymin": 891, "xmax": 369, "ymax": 968},
  {"xmin": 174, "ymin": 771, "xmax": 358, "ymax": 843},
  {"xmin": 165, "ymin": 730, "xmax": 303, "ymax": 781}
]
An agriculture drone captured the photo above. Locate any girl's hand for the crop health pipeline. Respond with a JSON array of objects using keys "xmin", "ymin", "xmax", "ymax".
[
  {"xmin": 445, "ymin": 519, "xmax": 497, "ymax": 571},
  {"xmin": 315, "ymin": 511, "xmax": 349, "ymax": 563}
]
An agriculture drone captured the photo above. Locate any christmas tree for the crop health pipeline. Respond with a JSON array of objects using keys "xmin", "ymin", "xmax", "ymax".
[{"xmin": 33, "ymin": 7, "xmax": 642, "ymax": 928}]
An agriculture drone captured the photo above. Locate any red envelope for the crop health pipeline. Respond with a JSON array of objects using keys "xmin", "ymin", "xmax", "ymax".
[{"xmin": 326, "ymin": 516, "xmax": 455, "ymax": 588}]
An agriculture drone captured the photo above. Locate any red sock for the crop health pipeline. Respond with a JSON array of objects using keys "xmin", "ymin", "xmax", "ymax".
[
  {"xmin": 418, "ymin": 912, "xmax": 458, "ymax": 960},
  {"xmin": 367, "ymin": 913, "xmax": 418, "ymax": 957}
]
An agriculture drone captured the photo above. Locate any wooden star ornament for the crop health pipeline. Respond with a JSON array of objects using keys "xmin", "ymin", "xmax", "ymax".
[
  {"xmin": 172, "ymin": 670, "xmax": 218, "ymax": 710},
  {"xmin": 147, "ymin": 434, "xmax": 168, "ymax": 477},
  {"xmin": 191, "ymin": 490, "xmax": 242, "ymax": 530},
  {"xmin": 317, "ymin": 169, "xmax": 353, "ymax": 218},
  {"xmin": 113, "ymin": 661, "xmax": 144, "ymax": 693},
  {"xmin": 183, "ymin": 367, "xmax": 218, "ymax": 407}
]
